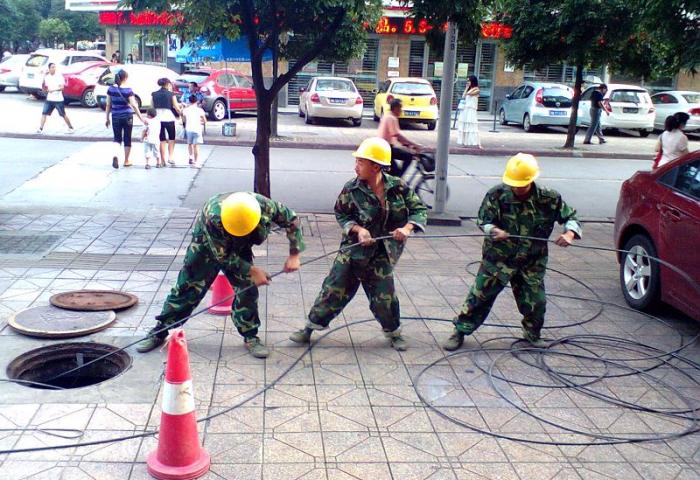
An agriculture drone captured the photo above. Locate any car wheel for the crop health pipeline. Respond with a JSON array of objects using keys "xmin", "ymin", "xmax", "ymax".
[
  {"xmin": 305, "ymin": 106, "xmax": 314, "ymax": 125},
  {"xmin": 638, "ymin": 129, "xmax": 650, "ymax": 138},
  {"xmin": 373, "ymin": 109, "xmax": 379, "ymax": 122},
  {"xmin": 352, "ymin": 118, "xmax": 362, "ymax": 127},
  {"xmin": 523, "ymin": 114, "xmax": 534, "ymax": 132},
  {"xmin": 80, "ymin": 87, "xmax": 97, "ymax": 108},
  {"xmin": 427, "ymin": 121, "xmax": 436, "ymax": 131},
  {"xmin": 620, "ymin": 234, "xmax": 661, "ymax": 310},
  {"xmin": 209, "ymin": 99, "xmax": 227, "ymax": 121},
  {"xmin": 0, "ymin": 86, "xmax": 5, "ymax": 93},
  {"xmin": 499, "ymin": 109, "xmax": 508, "ymax": 125}
]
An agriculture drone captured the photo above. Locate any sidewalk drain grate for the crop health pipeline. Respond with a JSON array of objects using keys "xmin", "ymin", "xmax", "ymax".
[
  {"xmin": 7, "ymin": 342, "xmax": 132, "ymax": 390},
  {"xmin": 0, "ymin": 233, "xmax": 62, "ymax": 255}
]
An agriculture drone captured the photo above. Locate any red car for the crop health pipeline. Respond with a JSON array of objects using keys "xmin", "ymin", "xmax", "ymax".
[
  {"xmin": 62, "ymin": 61, "xmax": 110, "ymax": 108},
  {"xmin": 614, "ymin": 150, "xmax": 700, "ymax": 320},
  {"xmin": 174, "ymin": 68, "xmax": 256, "ymax": 121}
]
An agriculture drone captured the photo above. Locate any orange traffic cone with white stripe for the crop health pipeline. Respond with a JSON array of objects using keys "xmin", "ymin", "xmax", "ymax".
[
  {"xmin": 147, "ymin": 329, "xmax": 210, "ymax": 479},
  {"xmin": 208, "ymin": 271, "xmax": 234, "ymax": 315}
]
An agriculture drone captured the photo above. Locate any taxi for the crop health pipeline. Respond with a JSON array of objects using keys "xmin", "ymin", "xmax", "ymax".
[{"xmin": 373, "ymin": 77, "xmax": 438, "ymax": 130}]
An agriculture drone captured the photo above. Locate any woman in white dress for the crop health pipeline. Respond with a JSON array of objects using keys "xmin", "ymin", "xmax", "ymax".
[{"xmin": 457, "ymin": 75, "xmax": 481, "ymax": 147}]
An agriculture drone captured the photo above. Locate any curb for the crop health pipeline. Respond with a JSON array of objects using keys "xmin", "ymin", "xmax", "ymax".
[{"xmin": 0, "ymin": 132, "xmax": 652, "ymax": 160}]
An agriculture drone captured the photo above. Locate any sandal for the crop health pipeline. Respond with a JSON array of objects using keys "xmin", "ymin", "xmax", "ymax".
[
  {"xmin": 145, "ymin": 164, "xmax": 151, "ymax": 169},
  {"xmin": 123, "ymin": 163, "xmax": 133, "ymax": 167}
]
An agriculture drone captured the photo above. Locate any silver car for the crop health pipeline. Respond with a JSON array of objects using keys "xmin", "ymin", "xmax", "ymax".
[
  {"xmin": 0, "ymin": 54, "xmax": 29, "ymax": 91},
  {"xmin": 299, "ymin": 76, "xmax": 364, "ymax": 127},
  {"xmin": 499, "ymin": 82, "xmax": 574, "ymax": 132}
]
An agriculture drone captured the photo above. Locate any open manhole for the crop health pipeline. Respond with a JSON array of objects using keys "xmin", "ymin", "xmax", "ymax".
[{"xmin": 7, "ymin": 342, "xmax": 132, "ymax": 390}]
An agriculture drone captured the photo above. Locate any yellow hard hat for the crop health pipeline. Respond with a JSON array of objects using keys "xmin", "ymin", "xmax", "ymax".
[
  {"xmin": 220, "ymin": 192, "xmax": 262, "ymax": 236},
  {"xmin": 352, "ymin": 137, "xmax": 392, "ymax": 166},
  {"xmin": 502, "ymin": 153, "xmax": 540, "ymax": 187}
]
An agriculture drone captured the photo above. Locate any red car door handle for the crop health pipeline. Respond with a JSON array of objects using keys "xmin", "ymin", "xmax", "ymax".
[{"xmin": 660, "ymin": 205, "xmax": 682, "ymax": 221}]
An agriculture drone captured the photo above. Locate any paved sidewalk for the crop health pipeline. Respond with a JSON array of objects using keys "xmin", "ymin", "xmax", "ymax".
[{"xmin": 0, "ymin": 207, "xmax": 698, "ymax": 479}]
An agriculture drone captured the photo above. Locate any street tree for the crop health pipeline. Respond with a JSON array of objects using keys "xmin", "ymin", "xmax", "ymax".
[
  {"xmin": 499, "ymin": 0, "xmax": 700, "ymax": 148},
  {"xmin": 38, "ymin": 17, "xmax": 71, "ymax": 48},
  {"xmin": 125, "ymin": 0, "xmax": 381, "ymax": 197}
]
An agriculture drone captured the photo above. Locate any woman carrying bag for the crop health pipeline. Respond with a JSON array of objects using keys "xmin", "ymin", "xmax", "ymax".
[{"xmin": 105, "ymin": 69, "xmax": 145, "ymax": 169}]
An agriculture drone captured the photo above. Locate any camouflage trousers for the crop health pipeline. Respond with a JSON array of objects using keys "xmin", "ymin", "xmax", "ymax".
[
  {"xmin": 308, "ymin": 248, "xmax": 400, "ymax": 333},
  {"xmin": 155, "ymin": 233, "xmax": 260, "ymax": 339},
  {"xmin": 454, "ymin": 257, "xmax": 547, "ymax": 338}
]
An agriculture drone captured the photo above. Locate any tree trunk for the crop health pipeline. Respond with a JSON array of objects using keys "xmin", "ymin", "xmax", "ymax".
[
  {"xmin": 270, "ymin": 41, "xmax": 279, "ymax": 138},
  {"xmin": 563, "ymin": 63, "xmax": 584, "ymax": 148},
  {"xmin": 254, "ymin": 94, "xmax": 273, "ymax": 197}
]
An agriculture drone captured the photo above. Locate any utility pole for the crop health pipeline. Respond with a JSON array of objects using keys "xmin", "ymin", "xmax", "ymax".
[{"xmin": 429, "ymin": 21, "xmax": 461, "ymax": 226}]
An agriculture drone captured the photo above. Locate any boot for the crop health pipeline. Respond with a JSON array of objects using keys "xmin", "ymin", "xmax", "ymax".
[
  {"xmin": 136, "ymin": 327, "xmax": 167, "ymax": 353},
  {"xmin": 384, "ymin": 328, "xmax": 408, "ymax": 351},
  {"xmin": 443, "ymin": 330, "xmax": 465, "ymax": 351},
  {"xmin": 245, "ymin": 336, "xmax": 270, "ymax": 358},
  {"xmin": 522, "ymin": 329, "xmax": 548, "ymax": 348},
  {"xmin": 289, "ymin": 327, "xmax": 313, "ymax": 344}
]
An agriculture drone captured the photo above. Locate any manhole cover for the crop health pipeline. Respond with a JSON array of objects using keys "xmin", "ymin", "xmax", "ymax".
[
  {"xmin": 50, "ymin": 290, "xmax": 138, "ymax": 311},
  {"xmin": 7, "ymin": 342, "xmax": 132, "ymax": 390},
  {"xmin": 8, "ymin": 306, "xmax": 116, "ymax": 338}
]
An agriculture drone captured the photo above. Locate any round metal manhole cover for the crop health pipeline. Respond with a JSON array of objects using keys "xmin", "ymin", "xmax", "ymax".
[
  {"xmin": 50, "ymin": 290, "xmax": 138, "ymax": 312},
  {"xmin": 8, "ymin": 306, "xmax": 116, "ymax": 339},
  {"xmin": 7, "ymin": 342, "xmax": 132, "ymax": 390}
]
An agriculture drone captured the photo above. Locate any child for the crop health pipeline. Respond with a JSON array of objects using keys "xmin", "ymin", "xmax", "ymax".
[
  {"xmin": 182, "ymin": 94, "xmax": 207, "ymax": 167},
  {"xmin": 142, "ymin": 108, "xmax": 161, "ymax": 169}
]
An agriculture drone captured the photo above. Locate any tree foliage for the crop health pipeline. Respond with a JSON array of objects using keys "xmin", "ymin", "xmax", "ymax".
[{"xmin": 38, "ymin": 17, "xmax": 71, "ymax": 47}]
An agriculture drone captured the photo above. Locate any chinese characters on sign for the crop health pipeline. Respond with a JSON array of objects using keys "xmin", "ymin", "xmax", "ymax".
[{"xmin": 374, "ymin": 18, "xmax": 513, "ymax": 40}]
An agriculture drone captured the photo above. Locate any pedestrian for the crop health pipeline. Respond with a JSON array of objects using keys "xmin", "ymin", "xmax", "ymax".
[
  {"xmin": 136, "ymin": 192, "xmax": 305, "ymax": 358},
  {"xmin": 654, "ymin": 112, "xmax": 689, "ymax": 168},
  {"xmin": 152, "ymin": 77, "xmax": 181, "ymax": 166},
  {"xmin": 583, "ymin": 83, "xmax": 609, "ymax": 144},
  {"xmin": 141, "ymin": 108, "xmax": 161, "ymax": 169},
  {"xmin": 181, "ymin": 81, "xmax": 204, "ymax": 107},
  {"xmin": 37, "ymin": 63, "xmax": 74, "ymax": 134},
  {"xmin": 457, "ymin": 75, "xmax": 481, "ymax": 147},
  {"xmin": 289, "ymin": 137, "xmax": 427, "ymax": 351},
  {"xmin": 377, "ymin": 98, "xmax": 423, "ymax": 179},
  {"xmin": 126, "ymin": 53, "xmax": 134, "ymax": 64},
  {"xmin": 110, "ymin": 50, "xmax": 120, "ymax": 64},
  {"xmin": 182, "ymin": 94, "xmax": 207, "ymax": 167},
  {"xmin": 105, "ymin": 69, "xmax": 145, "ymax": 168},
  {"xmin": 443, "ymin": 153, "xmax": 582, "ymax": 351}
]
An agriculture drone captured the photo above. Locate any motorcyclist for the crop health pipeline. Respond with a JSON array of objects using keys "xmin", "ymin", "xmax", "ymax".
[{"xmin": 377, "ymin": 98, "xmax": 423, "ymax": 178}]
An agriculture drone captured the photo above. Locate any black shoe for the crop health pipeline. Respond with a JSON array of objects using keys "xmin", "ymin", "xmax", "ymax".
[
  {"xmin": 112, "ymin": 156, "xmax": 119, "ymax": 169},
  {"xmin": 582, "ymin": 141, "xmax": 592, "ymax": 145},
  {"xmin": 599, "ymin": 138, "xmax": 607, "ymax": 144}
]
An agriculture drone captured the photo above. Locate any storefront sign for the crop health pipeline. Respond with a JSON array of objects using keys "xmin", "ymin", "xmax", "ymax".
[
  {"xmin": 374, "ymin": 17, "xmax": 513, "ymax": 40},
  {"xmin": 98, "ymin": 11, "xmax": 181, "ymax": 26},
  {"xmin": 457, "ymin": 63, "xmax": 469, "ymax": 77},
  {"xmin": 434, "ymin": 62, "xmax": 443, "ymax": 77},
  {"xmin": 388, "ymin": 56, "xmax": 400, "ymax": 68},
  {"xmin": 481, "ymin": 22, "xmax": 513, "ymax": 39}
]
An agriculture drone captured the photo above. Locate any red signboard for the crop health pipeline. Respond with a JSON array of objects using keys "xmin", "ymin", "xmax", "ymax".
[
  {"xmin": 98, "ymin": 11, "xmax": 181, "ymax": 26},
  {"xmin": 374, "ymin": 17, "xmax": 513, "ymax": 39},
  {"xmin": 480, "ymin": 22, "xmax": 513, "ymax": 39}
]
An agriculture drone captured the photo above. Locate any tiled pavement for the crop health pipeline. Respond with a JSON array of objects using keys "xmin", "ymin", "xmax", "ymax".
[{"xmin": 0, "ymin": 210, "xmax": 699, "ymax": 480}]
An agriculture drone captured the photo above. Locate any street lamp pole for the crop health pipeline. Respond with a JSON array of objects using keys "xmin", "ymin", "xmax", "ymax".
[{"xmin": 433, "ymin": 21, "xmax": 458, "ymax": 216}]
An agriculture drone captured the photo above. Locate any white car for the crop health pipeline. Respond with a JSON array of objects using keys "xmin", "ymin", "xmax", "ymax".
[
  {"xmin": 18, "ymin": 49, "xmax": 107, "ymax": 98},
  {"xmin": 0, "ymin": 54, "xmax": 29, "ymax": 91},
  {"xmin": 299, "ymin": 76, "xmax": 364, "ymax": 126},
  {"xmin": 577, "ymin": 83, "xmax": 655, "ymax": 137},
  {"xmin": 650, "ymin": 91, "xmax": 700, "ymax": 132},
  {"xmin": 95, "ymin": 64, "xmax": 180, "ymax": 110}
]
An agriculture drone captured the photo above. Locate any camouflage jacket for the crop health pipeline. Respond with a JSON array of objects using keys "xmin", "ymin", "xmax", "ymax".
[
  {"xmin": 192, "ymin": 192, "xmax": 305, "ymax": 276},
  {"xmin": 335, "ymin": 173, "xmax": 428, "ymax": 266},
  {"xmin": 478, "ymin": 183, "xmax": 582, "ymax": 266}
]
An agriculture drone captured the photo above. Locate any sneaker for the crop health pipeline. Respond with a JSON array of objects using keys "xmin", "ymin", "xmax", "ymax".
[
  {"xmin": 36, "ymin": 128, "xmax": 43, "ymax": 134},
  {"xmin": 522, "ymin": 329, "xmax": 548, "ymax": 348},
  {"xmin": 167, "ymin": 159, "xmax": 176, "ymax": 166},
  {"xmin": 389, "ymin": 334, "xmax": 408, "ymax": 351},
  {"xmin": 112, "ymin": 156, "xmax": 119, "ymax": 169},
  {"xmin": 67, "ymin": 128, "xmax": 75, "ymax": 134},
  {"xmin": 188, "ymin": 158, "xmax": 194, "ymax": 165},
  {"xmin": 289, "ymin": 328, "xmax": 313, "ymax": 344},
  {"xmin": 136, "ymin": 332, "xmax": 166, "ymax": 353},
  {"xmin": 245, "ymin": 337, "xmax": 270, "ymax": 358},
  {"xmin": 443, "ymin": 331, "xmax": 465, "ymax": 351}
]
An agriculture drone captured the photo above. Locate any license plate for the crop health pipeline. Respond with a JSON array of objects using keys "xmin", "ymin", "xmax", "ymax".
[
  {"xmin": 27, "ymin": 73, "xmax": 34, "ymax": 79},
  {"xmin": 329, "ymin": 98, "xmax": 345, "ymax": 104},
  {"xmin": 623, "ymin": 107, "xmax": 639, "ymax": 113},
  {"xmin": 549, "ymin": 110, "xmax": 566, "ymax": 116},
  {"xmin": 403, "ymin": 110, "xmax": 419, "ymax": 117}
]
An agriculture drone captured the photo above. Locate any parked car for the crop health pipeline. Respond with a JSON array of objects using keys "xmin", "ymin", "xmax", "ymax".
[
  {"xmin": 174, "ymin": 68, "xmax": 256, "ymax": 121},
  {"xmin": 499, "ymin": 82, "xmax": 574, "ymax": 132},
  {"xmin": 578, "ymin": 83, "xmax": 655, "ymax": 137},
  {"xmin": 19, "ymin": 49, "xmax": 107, "ymax": 98},
  {"xmin": 298, "ymin": 76, "xmax": 363, "ymax": 126},
  {"xmin": 614, "ymin": 150, "xmax": 700, "ymax": 320},
  {"xmin": 0, "ymin": 54, "xmax": 30, "ymax": 91},
  {"xmin": 95, "ymin": 64, "xmax": 180, "ymax": 110},
  {"xmin": 61, "ymin": 60, "xmax": 109, "ymax": 107},
  {"xmin": 373, "ymin": 77, "xmax": 438, "ymax": 130},
  {"xmin": 650, "ymin": 91, "xmax": 700, "ymax": 132}
]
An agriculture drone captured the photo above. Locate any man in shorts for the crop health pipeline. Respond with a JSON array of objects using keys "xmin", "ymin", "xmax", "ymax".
[
  {"xmin": 37, "ymin": 63, "xmax": 74, "ymax": 134},
  {"xmin": 182, "ymin": 94, "xmax": 207, "ymax": 167}
]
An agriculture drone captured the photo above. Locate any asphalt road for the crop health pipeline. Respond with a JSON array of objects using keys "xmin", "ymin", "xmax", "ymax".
[{"xmin": 0, "ymin": 138, "xmax": 646, "ymax": 219}]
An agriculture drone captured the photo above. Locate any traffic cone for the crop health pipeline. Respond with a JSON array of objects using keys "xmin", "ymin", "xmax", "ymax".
[
  {"xmin": 147, "ymin": 329, "xmax": 210, "ymax": 479},
  {"xmin": 207, "ymin": 271, "xmax": 234, "ymax": 315}
]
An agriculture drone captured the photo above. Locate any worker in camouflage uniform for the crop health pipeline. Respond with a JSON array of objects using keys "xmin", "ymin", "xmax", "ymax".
[
  {"xmin": 289, "ymin": 137, "xmax": 427, "ymax": 351},
  {"xmin": 137, "ymin": 192, "xmax": 305, "ymax": 358},
  {"xmin": 443, "ymin": 153, "xmax": 582, "ymax": 351}
]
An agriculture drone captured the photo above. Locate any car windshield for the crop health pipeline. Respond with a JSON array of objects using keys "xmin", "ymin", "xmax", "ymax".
[
  {"xmin": 26, "ymin": 55, "xmax": 48, "ymax": 67},
  {"xmin": 178, "ymin": 73, "xmax": 209, "ymax": 84},
  {"xmin": 391, "ymin": 82, "xmax": 434, "ymax": 95},
  {"xmin": 610, "ymin": 89, "xmax": 647, "ymax": 104},
  {"xmin": 316, "ymin": 80, "xmax": 354, "ymax": 92},
  {"xmin": 682, "ymin": 93, "xmax": 700, "ymax": 104}
]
